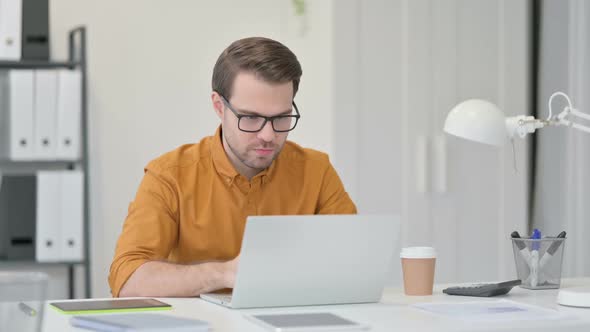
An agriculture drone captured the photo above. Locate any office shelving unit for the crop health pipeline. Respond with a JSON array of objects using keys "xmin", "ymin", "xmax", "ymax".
[{"xmin": 0, "ymin": 26, "xmax": 89, "ymax": 298}]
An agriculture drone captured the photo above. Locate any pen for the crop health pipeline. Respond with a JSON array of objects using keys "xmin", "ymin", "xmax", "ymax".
[
  {"xmin": 531, "ymin": 229, "xmax": 541, "ymax": 249},
  {"xmin": 539, "ymin": 231, "xmax": 567, "ymax": 269},
  {"xmin": 18, "ymin": 302, "xmax": 37, "ymax": 317},
  {"xmin": 530, "ymin": 229, "xmax": 541, "ymax": 287},
  {"xmin": 511, "ymin": 231, "xmax": 532, "ymax": 263}
]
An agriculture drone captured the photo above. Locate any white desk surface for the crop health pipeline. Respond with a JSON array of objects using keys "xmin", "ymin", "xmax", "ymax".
[{"xmin": 43, "ymin": 278, "xmax": 590, "ymax": 331}]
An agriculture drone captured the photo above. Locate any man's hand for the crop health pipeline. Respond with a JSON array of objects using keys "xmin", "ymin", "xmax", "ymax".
[
  {"xmin": 119, "ymin": 255, "xmax": 242, "ymax": 297},
  {"xmin": 223, "ymin": 254, "xmax": 240, "ymax": 288}
]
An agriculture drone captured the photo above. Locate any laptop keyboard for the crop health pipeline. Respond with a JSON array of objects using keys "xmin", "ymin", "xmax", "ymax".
[{"xmin": 215, "ymin": 294, "xmax": 233, "ymax": 303}]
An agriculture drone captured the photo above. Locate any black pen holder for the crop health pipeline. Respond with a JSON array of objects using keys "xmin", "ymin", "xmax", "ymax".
[{"xmin": 511, "ymin": 237, "xmax": 566, "ymax": 290}]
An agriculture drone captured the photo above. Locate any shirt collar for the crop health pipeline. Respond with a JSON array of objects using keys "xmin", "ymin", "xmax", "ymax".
[{"xmin": 211, "ymin": 126, "xmax": 240, "ymax": 180}]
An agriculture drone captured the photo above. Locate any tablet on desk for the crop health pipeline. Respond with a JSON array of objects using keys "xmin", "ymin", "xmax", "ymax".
[
  {"xmin": 245, "ymin": 312, "xmax": 370, "ymax": 331},
  {"xmin": 50, "ymin": 298, "xmax": 171, "ymax": 314}
]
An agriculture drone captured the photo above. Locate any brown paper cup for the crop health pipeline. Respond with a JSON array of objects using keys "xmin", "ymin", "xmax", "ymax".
[{"xmin": 400, "ymin": 247, "xmax": 436, "ymax": 296}]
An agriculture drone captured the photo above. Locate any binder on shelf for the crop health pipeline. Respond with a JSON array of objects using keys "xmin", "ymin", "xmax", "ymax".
[
  {"xmin": 0, "ymin": 175, "xmax": 36, "ymax": 260},
  {"xmin": 0, "ymin": 0, "xmax": 23, "ymax": 60},
  {"xmin": 21, "ymin": 0, "xmax": 50, "ymax": 60},
  {"xmin": 59, "ymin": 170, "xmax": 84, "ymax": 261},
  {"xmin": 56, "ymin": 70, "xmax": 82, "ymax": 160},
  {"xmin": 33, "ymin": 70, "xmax": 58, "ymax": 159},
  {"xmin": 35, "ymin": 171, "xmax": 61, "ymax": 262},
  {"xmin": 0, "ymin": 70, "xmax": 35, "ymax": 160},
  {"xmin": 35, "ymin": 170, "xmax": 85, "ymax": 262}
]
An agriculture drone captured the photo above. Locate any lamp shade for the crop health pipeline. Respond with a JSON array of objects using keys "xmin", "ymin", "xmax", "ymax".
[{"xmin": 444, "ymin": 99, "xmax": 507, "ymax": 147}]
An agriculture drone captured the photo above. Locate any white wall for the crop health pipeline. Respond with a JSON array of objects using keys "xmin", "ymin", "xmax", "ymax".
[
  {"xmin": 49, "ymin": 0, "xmax": 335, "ymax": 297},
  {"xmin": 534, "ymin": 0, "xmax": 590, "ymax": 278},
  {"xmin": 333, "ymin": 0, "xmax": 530, "ymax": 285}
]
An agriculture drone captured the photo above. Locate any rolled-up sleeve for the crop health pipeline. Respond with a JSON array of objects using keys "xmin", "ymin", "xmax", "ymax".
[
  {"xmin": 108, "ymin": 165, "xmax": 179, "ymax": 297},
  {"xmin": 316, "ymin": 160, "xmax": 357, "ymax": 215}
]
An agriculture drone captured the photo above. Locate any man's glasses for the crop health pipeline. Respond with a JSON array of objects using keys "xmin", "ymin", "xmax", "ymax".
[{"xmin": 219, "ymin": 94, "xmax": 300, "ymax": 133}]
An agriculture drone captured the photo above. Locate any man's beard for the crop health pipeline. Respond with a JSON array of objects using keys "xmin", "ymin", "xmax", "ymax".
[{"xmin": 226, "ymin": 137, "xmax": 280, "ymax": 171}]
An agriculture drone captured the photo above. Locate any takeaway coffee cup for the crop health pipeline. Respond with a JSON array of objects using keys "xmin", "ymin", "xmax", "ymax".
[{"xmin": 400, "ymin": 247, "xmax": 436, "ymax": 295}]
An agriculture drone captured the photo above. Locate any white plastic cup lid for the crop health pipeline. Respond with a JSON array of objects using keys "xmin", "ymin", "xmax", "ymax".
[{"xmin": 400, "ymin": 246, "xmax": 437, "ymax": 259}]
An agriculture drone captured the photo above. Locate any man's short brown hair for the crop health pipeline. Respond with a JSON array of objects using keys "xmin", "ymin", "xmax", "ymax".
[{"xmin": 212, "ymin": 37, "xmax": 302, "ymax": 100}]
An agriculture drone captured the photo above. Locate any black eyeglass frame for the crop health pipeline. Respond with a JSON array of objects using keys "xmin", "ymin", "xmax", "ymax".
[{"xmin": 218, "ymin": 94, "xmax": 301, "ymax": 133}]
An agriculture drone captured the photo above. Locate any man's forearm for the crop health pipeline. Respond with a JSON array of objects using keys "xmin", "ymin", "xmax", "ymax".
[{"xmin": 118, "ymin": 260, "xmax": 230, "ymax": 297}]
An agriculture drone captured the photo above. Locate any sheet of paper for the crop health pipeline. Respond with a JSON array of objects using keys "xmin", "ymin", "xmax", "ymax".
[{"xmin": 412, "ymin": 300, "xmax": 569, "ymax": 322}]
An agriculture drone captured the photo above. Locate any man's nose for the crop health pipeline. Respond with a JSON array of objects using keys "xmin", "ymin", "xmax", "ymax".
[{"xmin": 257, "ymin": 120, "xmax": 275, "ymax": 142}]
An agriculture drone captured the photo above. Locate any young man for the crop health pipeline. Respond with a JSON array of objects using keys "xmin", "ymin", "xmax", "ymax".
[{"xmin": 109, "ymin": 37, "xmax": 356, "ymax": 298}]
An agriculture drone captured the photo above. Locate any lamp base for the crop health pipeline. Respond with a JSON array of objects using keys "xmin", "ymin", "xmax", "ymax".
[{"xmin": 557, "ymin": 287, "xmax": 590, "ymax": 308}]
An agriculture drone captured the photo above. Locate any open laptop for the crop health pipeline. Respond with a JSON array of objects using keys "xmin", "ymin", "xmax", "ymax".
[{"xmin": 200, "ymin": 214, "xmax": 399, "ymax": 309}]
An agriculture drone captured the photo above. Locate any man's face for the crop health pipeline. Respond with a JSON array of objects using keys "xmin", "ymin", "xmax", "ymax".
[{"xmin": 213, "ymin": 72, "xmax": 295, "ymax": 178}]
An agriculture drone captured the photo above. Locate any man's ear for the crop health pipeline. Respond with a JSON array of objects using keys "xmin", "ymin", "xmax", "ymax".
[{"xmin": 211, "ymin": 91, "xmax": 224, "ymax": 119}]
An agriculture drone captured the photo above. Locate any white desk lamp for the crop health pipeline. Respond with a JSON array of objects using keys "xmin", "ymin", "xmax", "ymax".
[
  {"xmin": 443, "ymin": 91, "xmax": 590, "ymax": 308},
  {"xmin": 444, "ymin": 92, "xmax": 590, "ymax": 146}
]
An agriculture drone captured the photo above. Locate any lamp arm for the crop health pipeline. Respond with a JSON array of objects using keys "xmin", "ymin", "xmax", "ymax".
[
  {"xmin": 546, "ymin": 92, "xmax": 574, "ymax": 120},
  {"xmin": 570, "ymin": 108, "xmax": 590, "ymax": 121},
  {"xmin": 571, "ymin": 123, "xmax": 590, "ymax": 134},
  {"xmin": 543, "ymin": 91, "xmax": 590, "ymax": 134},
  {"xmin": 553, "ymin": 107, "xmax": 590, "ymax": 134}
]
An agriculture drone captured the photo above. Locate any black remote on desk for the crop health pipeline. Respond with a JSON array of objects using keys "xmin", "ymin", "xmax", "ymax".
[{"xmin": 442, "ymin": 279, "xmax": 522, "ymax": 297}]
